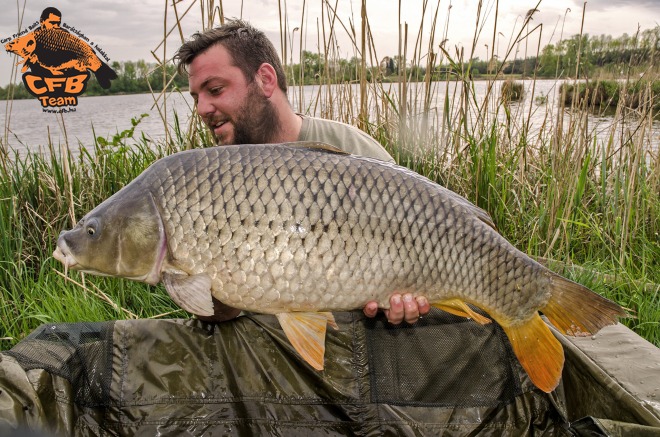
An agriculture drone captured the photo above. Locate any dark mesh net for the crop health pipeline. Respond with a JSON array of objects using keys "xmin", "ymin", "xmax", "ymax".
[
  {"xmin": 365, "ymin": 308, "xmax": 524, "ymax": 408},
  {"xmin": 3, "ymin": 321, "xmax": 115, "ymax": 408}
]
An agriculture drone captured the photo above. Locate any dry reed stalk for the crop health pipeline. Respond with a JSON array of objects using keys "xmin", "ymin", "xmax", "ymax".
[
  {"xmin": 297, "ymin": 0, "xmax": 306, "ymax": 111},
  {"xmin": 53, "ymin": 117, "xmax": 76, "ymax": 227},
  {"xmin": 161, "ymin": 0, "xmax": 170, "ymax": 150},
  {"xmin": 359, "ymin": 0, "xmax": 367, "ymax": 129},
  {"xmin": 400, "ymin": 23, "xmax": 408, "ymax": 148}
]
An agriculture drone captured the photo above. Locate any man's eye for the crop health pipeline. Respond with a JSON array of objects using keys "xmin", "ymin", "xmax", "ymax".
[{"xmin": 209, "ymin": 87, "xmax": 222, "ymax": 95}]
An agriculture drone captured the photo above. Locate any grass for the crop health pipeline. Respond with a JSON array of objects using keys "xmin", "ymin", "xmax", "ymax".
[
  {"xmin": 560, "ymin": 79, "xmax": 660, "ymax": 112},
  {"xmin": 0, "ymin": 129, "xmax": 189, "ymax": 348},
  {"xmin": 0, "ymin": 0, "xmax": 658, "ymax": 349}
]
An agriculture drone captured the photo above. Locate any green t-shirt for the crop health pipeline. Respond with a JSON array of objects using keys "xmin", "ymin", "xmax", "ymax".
[{"xmin": 297, "ymin": 115, "xmax": 394, "ymax": 163}]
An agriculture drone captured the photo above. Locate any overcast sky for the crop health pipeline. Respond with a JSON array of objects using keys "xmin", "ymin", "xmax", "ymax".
[{"xmin": 1, "ymin": 0, "xmax": 658, "ymax": 86}]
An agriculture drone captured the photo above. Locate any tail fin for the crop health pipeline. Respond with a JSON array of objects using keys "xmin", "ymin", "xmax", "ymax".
[
  {"xmin": 500, "ymin": 274, "xmax": 627, "ymax": 393},
  {"xmin": 542, "ymin": 273, "xmax": 628, "ymax": 336},
  {"xmin": 94, "ymin": 61, "xmax": 117, "ymax": 89}
]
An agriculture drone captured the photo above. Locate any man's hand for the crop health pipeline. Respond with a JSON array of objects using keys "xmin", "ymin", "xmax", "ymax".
[{"xmin": 363, "ymin": 294, "xmax": 431, "ymax": 324}]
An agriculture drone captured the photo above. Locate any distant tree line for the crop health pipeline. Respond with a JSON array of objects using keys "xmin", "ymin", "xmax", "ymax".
[
  {"xmin": 285, "ymin": 27, "xmax": 659, "ymax": 83},
  {"xmin": 520, "ymin": 27, "xmax": 659, "ymax": 77}
]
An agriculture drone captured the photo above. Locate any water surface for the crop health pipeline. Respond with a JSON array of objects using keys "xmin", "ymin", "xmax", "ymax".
[{"xmin": 1, "ymin": 80, "xmax": 657, "ymax": 158}]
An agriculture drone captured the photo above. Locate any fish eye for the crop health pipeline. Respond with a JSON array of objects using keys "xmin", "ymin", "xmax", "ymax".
[{"xmin": 85, "ymin": 218, "xmax": 99, "ymax": 238}]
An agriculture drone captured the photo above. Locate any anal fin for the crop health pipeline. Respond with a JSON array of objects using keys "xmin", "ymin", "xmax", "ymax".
[
  {"xmin": 501, "ymin": 313, "xmax": 564, "ymax": 393},
  {"xmin": 276, "ymin": 312, "xmax": 336, "ymax": 370},
  {"xmin": 432, "ymin": 298, "xmax": 492, "ymax": 325}
]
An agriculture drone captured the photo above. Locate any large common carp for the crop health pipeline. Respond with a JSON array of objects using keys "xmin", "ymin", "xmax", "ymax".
[{"xmin": 53, "ymin": 142, "xmax": 626, "ymax": 393}]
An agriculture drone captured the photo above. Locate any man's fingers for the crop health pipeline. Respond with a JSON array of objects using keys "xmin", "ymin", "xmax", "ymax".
[
  {"xmin": 363, "ymin": 301, "xmax": 379, "ymax": 318},
  {"xmin": 385, "ymin": 294, "xmax": 404, "ymax": 324},
  {"xmin": 416, "ymin": 296, "xmax": 431, "ymax": 316},
  {"xmin": 402, "ymin": 293, "xmax": 420, "ymax": 323},
  {"xmin": 365, "ymin": 294, "xmax": 431, "ymax": 325}
]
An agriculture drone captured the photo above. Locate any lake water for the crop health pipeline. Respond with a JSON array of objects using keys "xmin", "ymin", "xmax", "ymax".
[
  {"xmin": 0, "ymin": 92, "xmax": 196, "ymax": 156},
  {"xmin": 1, "ymin": 79, "xmax": 658, "ymax": 157}
]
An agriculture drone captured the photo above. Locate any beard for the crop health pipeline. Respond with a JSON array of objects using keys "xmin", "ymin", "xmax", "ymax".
[{"xmin": 215, "ymin": 83, "xmax": 281, "ymax": 145}]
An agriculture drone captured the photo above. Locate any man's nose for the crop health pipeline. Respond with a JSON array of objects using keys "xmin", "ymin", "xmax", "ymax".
[{"xmin": 196, "ymin": 95, "xmax": 215, "ymax": 119}]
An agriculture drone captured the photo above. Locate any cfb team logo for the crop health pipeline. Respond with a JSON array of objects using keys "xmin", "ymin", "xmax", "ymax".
[{"xmin": 3, "ymin": 7, "xmax": 117, "ymax": 111}]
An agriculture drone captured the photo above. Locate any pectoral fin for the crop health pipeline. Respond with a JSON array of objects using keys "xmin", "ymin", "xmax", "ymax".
[
  {"xmin": 276, "ymin": 312, "xmax": 337, "ymax": 370},
  {"xmin": 161, "ymin": 272, "xmax": 214, "ymax": 317},
  {"xmin": 433, "ymin": 298, "xmax": 492, "ymax": 325}
]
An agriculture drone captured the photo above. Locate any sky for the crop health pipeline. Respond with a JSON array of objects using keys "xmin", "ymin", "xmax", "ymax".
[{"xmin": 1, "ymin": 0, "xmax": 658, "ymax": 87}]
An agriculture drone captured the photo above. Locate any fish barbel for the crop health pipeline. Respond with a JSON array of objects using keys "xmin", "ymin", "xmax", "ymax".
[{"xmin": 53, "ymin": 142, "xmax": 626, "ymax": 393}]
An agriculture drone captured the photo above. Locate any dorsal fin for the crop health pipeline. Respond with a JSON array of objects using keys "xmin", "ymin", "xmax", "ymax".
[
  {"xmin": 448, "ymin": 190, "xmax": 499, "ymax": 232},
  {"xmin": 435, "ymin": 185, "xmax": 498, "ymax": 231},
  {"xmin": 286, "ymin": 141, "xmax": 350, "ymax": 155},
  {"xmin": 474, "ymin": 207, "xmax": 498, "ymax": 231}
]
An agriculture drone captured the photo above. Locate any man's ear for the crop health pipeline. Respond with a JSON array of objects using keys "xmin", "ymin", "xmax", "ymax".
[{"xmin": 255, "ymin": 63, "xmax": 278, "ymax": 98}]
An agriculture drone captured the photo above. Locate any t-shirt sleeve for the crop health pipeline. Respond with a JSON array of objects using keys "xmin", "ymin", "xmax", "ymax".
[{"xmin": 298, "ymin": 116, "xmax": 395, "ymax": 163}]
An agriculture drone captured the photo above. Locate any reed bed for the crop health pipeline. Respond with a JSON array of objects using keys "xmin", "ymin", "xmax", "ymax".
[{"xmin": 0, "ymin": 0, "xmax": 658, "ymax": 348}]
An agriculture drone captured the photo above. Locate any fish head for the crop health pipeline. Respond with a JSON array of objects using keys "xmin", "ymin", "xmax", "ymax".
[
  {"xmin": 5, "ymin": 33, "xmax": 36, "ymax": 58},
  {"xmin": 53, "ymin": 193, "xmax": 167, "ymax": 285}
]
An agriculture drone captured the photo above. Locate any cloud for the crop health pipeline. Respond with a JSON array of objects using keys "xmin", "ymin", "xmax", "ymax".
[{"xmin": 585, "ymin": 0, "xmax": 660, "ymax": 12}]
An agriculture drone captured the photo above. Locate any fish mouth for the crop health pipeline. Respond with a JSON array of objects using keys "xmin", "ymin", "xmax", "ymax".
[{"xmin": 53, "ymin": 240, "xmax": 78, "ymax": 269}]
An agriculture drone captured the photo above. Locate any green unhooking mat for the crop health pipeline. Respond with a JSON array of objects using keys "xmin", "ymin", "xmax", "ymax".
[{"xmin": 0, "ymin": 310, "xmax": 658, "ymax": 436}]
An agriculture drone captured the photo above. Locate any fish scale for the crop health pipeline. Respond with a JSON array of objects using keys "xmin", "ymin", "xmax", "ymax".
[{"xmin": 54, "ymin": 141, "xmax": 627, "ymax": 393}]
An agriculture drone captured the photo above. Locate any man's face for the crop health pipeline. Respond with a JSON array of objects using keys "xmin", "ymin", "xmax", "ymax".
[
  {"xmin": 188, "ymin": 43, "xmax": 279, "ymax": 145},
  {"xmin": 41, "ymin": 13, "xmax": 61, "ymax": 29}
]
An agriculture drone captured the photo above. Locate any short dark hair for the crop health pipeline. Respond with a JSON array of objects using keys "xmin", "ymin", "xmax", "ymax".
[
  {"xmin": 174, "ymin": 20, "xmax": 287, "ymax": 93},
  {"xmin": 40, "ymin": 7, "xmax": 61, "ymax": 22}
]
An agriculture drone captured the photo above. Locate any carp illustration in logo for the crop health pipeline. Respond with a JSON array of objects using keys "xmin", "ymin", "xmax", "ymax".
[{"xmin": 4, "ymin": 7, "xmax": 118, "ymax": 109}]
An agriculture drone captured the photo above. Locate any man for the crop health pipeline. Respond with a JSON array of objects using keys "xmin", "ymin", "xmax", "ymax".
[
  {"xmin": 173, "ymin": 20, "xmax": 430, "ymax": 324},
  {"xmin": 39, "ymin": 7, "xmax": 62, "ymax": 29}
]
